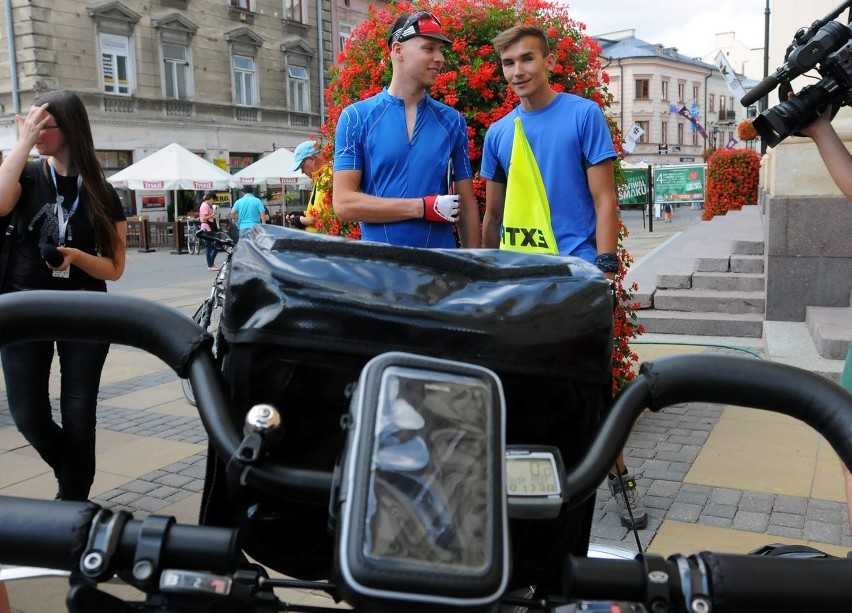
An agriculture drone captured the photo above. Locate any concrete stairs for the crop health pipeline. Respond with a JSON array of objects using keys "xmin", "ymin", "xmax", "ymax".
[{"xmin": 626, "ymin": 207, "xmax": 767, "ymax": 339}]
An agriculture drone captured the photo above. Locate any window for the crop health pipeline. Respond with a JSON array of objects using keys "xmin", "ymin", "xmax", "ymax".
[
  {"xmin": 661, "ymin": 80, "xmax": 669, "ymax": 101},
  {"xmin": 677, "ymin": 82, "xmax": 685, "ymax": 102},
  {"xmin": 284, "ymin": 0, "xmax": 304, "ymax": 23},
  {"xmin": 233, "ymin": 55, "xmax": 257, "ymax": 106},
  {"xmin": 709, "ymin": 94, "xmax": 715, "ymax": 112},
  {"xmin": 677, "ymin": 123, "xmax": 684, "ymax": 145},
  {"xmin": 729, "ymin": 97, "xmax": 734, "ymax": 113},
  {"xmin": 163, "ymin": 43, "xmax": 191, "ymax": 100},
  {"xmin": 661, "ymin": 122, "xmax": 668, "ymax": 145},
  {"xmin": 288, "ymin": 66, "xmax": 309, "ymax": 113},
  {"xmin": 230, "ymin": 0, "xmax": 256, "ymax": 10},
  {"xmin": 339, "ymin": 24, "xmax": 353, "ymax": 55},
  {"xmin": 636, "ymin": 121, "xmax": 649, "ymax": 143},
  {"xmin": 692, "ymin": 85, "xmax": 699, "ymax": 102},
  {"xmin": 692, "ymin": 133, "xmax": 698, "ymax": 146},
  {"xmin": 635, "ymin": 78, "xmax": 650, "ymax": 99},
  {"xmin": 720, "ymin": 96, "xmax": 727, "ymax": 112},
  {"xmin": 99, "ymin": 33, "xmax": 133, "ymax": 95}
]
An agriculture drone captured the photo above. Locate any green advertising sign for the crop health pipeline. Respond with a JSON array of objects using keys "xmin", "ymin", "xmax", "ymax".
[
  {"xmin": 618, "ymin": 168, "xmax": 649, "ymax": 206},
  {"xmin": 653, "ymin": 164, "xmax": 705, "ymax": 204}
]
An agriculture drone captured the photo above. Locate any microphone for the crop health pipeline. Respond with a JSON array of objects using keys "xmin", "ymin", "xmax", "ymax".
[{"xmin": 40, "ymin": 243, "xmax": 65, "ymax": 268}]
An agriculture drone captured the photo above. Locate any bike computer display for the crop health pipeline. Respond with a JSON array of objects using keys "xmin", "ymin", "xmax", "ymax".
[{"xmin": 505, "ymin": 446, "xmax": 565, "ymax": 519}]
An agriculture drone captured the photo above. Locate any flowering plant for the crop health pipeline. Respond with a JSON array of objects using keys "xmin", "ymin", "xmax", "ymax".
[
  {"xmin": 313, "ymin": 0, "xmax": 642, "ymax": 390},
  {"xmin": 703, "ymin": 148, "xmax": 762, "ymax": 220},
  {"xmin": 737, "ymin": 119, "xmax": 759, "ymax": 142}
]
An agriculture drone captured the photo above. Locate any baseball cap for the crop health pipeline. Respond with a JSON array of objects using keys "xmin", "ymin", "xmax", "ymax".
[
  {"xmin": 387, "ymin": 11, "xmax": 451, "ymax": 46},
  {"xmin": 291, "ymin": 140, "xmax": 320, "ymax": 172}
]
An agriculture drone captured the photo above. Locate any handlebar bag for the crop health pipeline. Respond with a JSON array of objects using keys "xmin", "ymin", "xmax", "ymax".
[{"xmin": 201, "ymin": 225, "xmax": 614, "ymax": 590}]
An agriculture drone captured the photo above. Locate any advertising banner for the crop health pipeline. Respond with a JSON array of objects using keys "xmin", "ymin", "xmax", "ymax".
[
  {"xmin": 618, "ymin": 168, "xmax": 649, "ymax": 206},
  {"xmin": 653, "ymin": 164, "xmax": 705, "ymax": 204}
]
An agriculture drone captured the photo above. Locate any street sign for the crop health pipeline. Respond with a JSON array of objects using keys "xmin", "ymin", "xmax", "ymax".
[
  {"xmin": 652, "ymin": 164, "xmax": 705, "ymax": 205},
  {"xmin": 658, "ymin": 144, "xmax": 668, "ymax": 155},
  {"xmin": 618, "ymin": 168, "xmax": 649, "ymax": 206}
]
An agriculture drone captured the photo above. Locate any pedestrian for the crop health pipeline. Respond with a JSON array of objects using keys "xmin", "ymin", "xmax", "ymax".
[
  {"xmin": 797, "ymin": 102, "xmax": 852, "ymax": 529},
  {"xmin": 332, "ymin": 10, "xmax": 480, "ymax": 248},
  {"xmin": 229, "ymin": 185, "xmax": 268, "ymax": 236},
  {"xmin": 663, "ymin": 202, "xmax": 673, "ymax": 223},
  {"xmin": 286, "ymin": 140, "xmax": 324, "ymax": 232},
  {"xmin": 480, "ymin": 25, "xmax": 647, "ymax": 529},
  {"xmin": 0, "ymin": 89, "xmax": 127, "ymax": 501},
  {"xmin": 199, "ymin": 191, "xmax": 220, "ymax": 270}
]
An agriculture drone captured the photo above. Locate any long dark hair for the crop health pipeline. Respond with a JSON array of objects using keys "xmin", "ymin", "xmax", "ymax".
[{"xmin": 33, "ymin": 89, "xmax": 121, "ymax": 258}]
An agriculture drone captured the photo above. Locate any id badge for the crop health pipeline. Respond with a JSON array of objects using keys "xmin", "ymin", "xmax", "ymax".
[{"xmin": 52, "ymin": 269, "xmax": 70, "ymax": 279}]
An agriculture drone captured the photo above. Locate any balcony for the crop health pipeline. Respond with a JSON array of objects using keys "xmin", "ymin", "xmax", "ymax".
[
  {"xmin": 718, "ymin": 110, "xmax": 736, "ymax": 123},
  {"xmin": 103, "ymin": 96, "xmax": 135, "ymax": 114},
  {"xmin": 235, "ymin": 107, "xmax": 259, "ymax": 122},
  {"xmin": 164, "ymin": 100, "xmax": 193, "ymax": 118}
]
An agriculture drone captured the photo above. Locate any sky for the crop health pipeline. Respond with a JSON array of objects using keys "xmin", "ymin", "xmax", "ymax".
[{"xmin": 564, "ymin": 0, "xmax": 769, "ymax": 59}]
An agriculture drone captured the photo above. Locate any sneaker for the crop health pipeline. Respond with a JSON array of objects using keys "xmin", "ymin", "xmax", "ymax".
[{"xmin": 609, "ymin": 472, "xmax": 648, "ymax": 529}]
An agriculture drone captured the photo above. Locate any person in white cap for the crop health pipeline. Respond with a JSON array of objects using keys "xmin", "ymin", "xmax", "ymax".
[{"xmin": 332, "ymin": 11, "xmax": 480, "ymax": 248}]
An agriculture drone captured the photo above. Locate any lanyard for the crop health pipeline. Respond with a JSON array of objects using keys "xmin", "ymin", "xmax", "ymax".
[{"xmin": 50, "ymin": 163, "xmax": 82, "ymax": 246}]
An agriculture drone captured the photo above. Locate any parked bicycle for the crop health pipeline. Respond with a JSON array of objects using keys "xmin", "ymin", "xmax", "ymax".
[
  {"xmin": 185, "ymin": 218, "xmax": 202, "ymax": 255},
  {"xmin": 181, "ymin": 229, "xmax": 235, "ymax": 406}
]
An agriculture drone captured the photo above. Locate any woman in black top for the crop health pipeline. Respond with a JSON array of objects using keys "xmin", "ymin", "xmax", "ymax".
[{"xmin": 0, "ymin": 89, "xmax": 127, "ymax": 501}]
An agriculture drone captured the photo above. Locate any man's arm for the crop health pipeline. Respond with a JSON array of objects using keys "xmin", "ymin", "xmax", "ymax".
[
  {"xmin": 587, "ymin": 159, "xmax": 620, "ymax": 279},
  {"xmin": 454, "ymin": 178, "xmax": 481, "ymax": 248},
  {"xmin": 800, "ymin": 111, "xmax": 852, "ymax": 200},
  {"xmin": 482, "ymin": 180, "xmax": 506, "ymax": 248},
  {"xmin": 332, "ymin": 169, "xmax": 432, "ymax": 223}
]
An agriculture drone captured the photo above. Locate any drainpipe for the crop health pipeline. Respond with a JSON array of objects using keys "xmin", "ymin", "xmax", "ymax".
[
  {"xmin": 704, "ymin": 71, "xmax": 711, "ymax": 150},
  {"xmin": 617, "ymin": 58, "xmax": 624, "ymax": 135},
  {"xmin": 5, "ymin": 0, "xmax": 20, "ymax": 114},
  {"xmin": 316, "ymin": 0, "xmax": 325, "ymax": 125}
]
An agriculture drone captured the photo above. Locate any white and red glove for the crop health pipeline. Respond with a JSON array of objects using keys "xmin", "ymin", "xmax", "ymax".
[{"xmin": 422, "ymin": 194, "xmax": 459, "ymax": 223}]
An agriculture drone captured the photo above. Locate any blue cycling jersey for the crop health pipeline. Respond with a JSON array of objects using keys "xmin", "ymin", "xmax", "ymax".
[{"xmin": 334, "ymin": 88, "xmax": 473, "ymax": 248}]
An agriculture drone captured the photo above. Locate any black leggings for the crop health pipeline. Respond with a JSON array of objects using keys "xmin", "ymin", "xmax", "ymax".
[{"xmin": 1, "ymin": 339, "xmax": 109, "ymax": 501}]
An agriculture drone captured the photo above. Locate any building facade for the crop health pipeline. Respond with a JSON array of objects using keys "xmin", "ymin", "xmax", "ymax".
[
  {"xmin": 0, "ymin": 0, "xmax": 384, "ymax": 218},
  {"xmin": 595, "ymin": 30, "xmax": 755, "ymax": 165}
]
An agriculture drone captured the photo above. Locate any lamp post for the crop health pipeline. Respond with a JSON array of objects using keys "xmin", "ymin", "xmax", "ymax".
[{"xmin": 710, "ymin": 126, "xmax": 719, "ymax": 150}]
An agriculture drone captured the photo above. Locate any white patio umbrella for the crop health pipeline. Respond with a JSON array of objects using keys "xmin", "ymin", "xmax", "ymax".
[
  {"xmin": 229, "ymin": 147, "xmax": 312, "ymax": 188},
  {"xmin": 107, "ymin": 142, "xmax": 234, "ymax": 219}
]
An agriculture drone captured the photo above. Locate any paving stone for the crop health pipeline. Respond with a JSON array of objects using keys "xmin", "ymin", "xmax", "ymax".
[
  {"xmin": 155, "ymin": 473, "xmax": 195, "ymax": 488},
  {"xmin": 674, "ymin": 490, "xmax": 709, "ymax": 506},
  {"xmin": 697, "ymin": 515, "xmax": 733, "ymax": 529},
  {"xmin": 667, "ymin": 502, "xmax": 702, "ymax": 523},
  {"xmin": 149, "ymin": 485, "xmax": 181, "ymax": 499},
  {"xmin": 133, "ymin": 496, "xmax": 173, "ymax": 513},
  {"xmin": 708, "ymin": 488, "xmax": 742, "ymax": 506},
  {"xmin": 773, "ymin": 495, "xmax": 808, "ymax": 515},
  {"xmin": 703, "ymin": 503, "xmax": 737, "ymax": 519},
  {"xmin": 765, "ymin": 525, "xmax": 804, "ymax": 540},
  {"xmin": 739, "ymin": 492, "xmax": 775, "ymax": 513},
  {"xmin": 647, "ymin": 480, "xmax": 681, "ymax": 498},
  {"xmin": 803, "ymin": 520, "xmax": 842, "ymax": 545},
  {"xmin": 805, "ymin": 506, "xmax": 842, "ymax": 524},
  {"xmin": 769, "ymin": 511, "xmax": 805, "ymax": 529},
  {"xmin": 122, "ymin": 480, "xmax": 160, "ymax": 495},
  {"xmin": 732, "ymin": 510, "xmax": 769, "ymax": 532}
]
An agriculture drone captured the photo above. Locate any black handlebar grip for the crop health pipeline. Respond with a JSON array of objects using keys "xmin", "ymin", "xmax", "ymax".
[
  {"xmin": 562, "ymin": 555, "xmax": 649, "ymax": 603},
  {"xmin": 0, "ymin": 497, "xmax": 99, "ymax": 570},
  {"xmin": 699, "ymin": 552, "xmax": 852, "ymax": 612},
  {"xmin": 0, "ymin": 497, "xmax": 241, "ymax": 576}
]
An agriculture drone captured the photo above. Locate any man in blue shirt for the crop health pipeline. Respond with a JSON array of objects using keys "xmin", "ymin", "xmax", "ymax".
[
  {"xmin": 481, "ymin": 25, "xmax": 646, "ymax": 531},
  {"xmin": 333, "ymin": 11, "xmax": 480, "ymax": 248},
  {"xmin": 230, "ymin": 185, "xmax": 268, "ymax": 235}
]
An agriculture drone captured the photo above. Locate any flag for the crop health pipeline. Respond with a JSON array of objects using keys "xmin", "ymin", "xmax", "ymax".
[
  {"xmin": 623, "ymin": 123, "xmax": 645, "ymax": 153},
  {"xmin": 500, "ymin": 117, "xmax": 558, "ymax": 255},
  {"xmin": 678, "ymin": 106, "xmax": 708, "ymax": 139},
  {"xmin": 725, "ymin": 138, "xmax": 738, "ymax": 149},
  {"xmin": 715, "ymin": 51, "xmax": 747, "ymax": 103}
]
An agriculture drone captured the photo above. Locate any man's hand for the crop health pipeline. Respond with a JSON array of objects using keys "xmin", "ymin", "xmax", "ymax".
[{"xmin": 422, "ymin": 194, "xmax": 459, "ymax": 223}]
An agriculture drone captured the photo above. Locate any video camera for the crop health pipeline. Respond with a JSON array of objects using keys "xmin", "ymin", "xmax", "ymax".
[{"xmin": 742, "ymin": 0, "xmax": 852, "ymax": 147}]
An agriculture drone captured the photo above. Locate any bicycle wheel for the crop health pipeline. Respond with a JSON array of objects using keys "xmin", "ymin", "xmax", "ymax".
[{"xmin": 181, "ymin": 299, "xmax": 215, "ymax": 406}]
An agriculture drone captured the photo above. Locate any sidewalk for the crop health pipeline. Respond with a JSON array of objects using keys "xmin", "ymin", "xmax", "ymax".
[{"xmin": 1, "ymin": 214, "xmax": 850, "ymax": 610}]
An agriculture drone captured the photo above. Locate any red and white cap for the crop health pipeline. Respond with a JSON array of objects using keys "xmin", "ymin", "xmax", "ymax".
[{"xmin": 388, "ymin": 11, "xmax": 451, "ymax": 46}]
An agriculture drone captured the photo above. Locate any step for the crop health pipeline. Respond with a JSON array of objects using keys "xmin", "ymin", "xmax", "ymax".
[
  {"xmin": 694, "ymin": 256, "xmax": 730, "ymax": 272},
  {"xmin": 806, "ymin": 305, "xmax": 852, "ymax": 360},
  {"xmin": 636, "ymin": 310, "xmax": 764, "ymax": 338},
  {"xmin": 731, "ymin": 254, "xmax": 764, "ymax": 274},
  {"xmin": 731, "ymin": 239, "xmax": 764, "ymax": 256},
  {"xmin": 654, "ymin": 289, "xmax": 765, "ymax": 314},
  {"xmin": 763, "ymin": 320, "xmax": 845, "ymax": 383},
  {"xmin": 691, "ymin": 272, "xmax": 765, "ymax": 292}
]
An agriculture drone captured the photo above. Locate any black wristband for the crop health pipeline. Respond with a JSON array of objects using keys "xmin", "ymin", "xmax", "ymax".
[{"xmin": 594, "ymin": 252, "xmax": 619, "ymax": 274}]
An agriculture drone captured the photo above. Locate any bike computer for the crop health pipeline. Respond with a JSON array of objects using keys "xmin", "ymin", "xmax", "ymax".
[{"xmin": 505, "ymin": 445, "xmax": 565, "ymax": 519}]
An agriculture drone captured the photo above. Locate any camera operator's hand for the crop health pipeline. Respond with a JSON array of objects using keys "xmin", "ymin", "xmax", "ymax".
[
  {"xmin": 422, "ymin": 194, "xmax": 459, "ymax": 223},
  {"xmin": 790, "ymin": 91, "xmax": 833, "ymax": 139}
]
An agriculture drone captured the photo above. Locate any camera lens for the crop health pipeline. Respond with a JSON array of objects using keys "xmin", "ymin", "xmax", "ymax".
[{"xmin": 753, "ymin": 80, "xmax": 835, "ymax": 147}]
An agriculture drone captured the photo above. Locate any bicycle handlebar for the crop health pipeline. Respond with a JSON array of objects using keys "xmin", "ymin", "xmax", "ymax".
[
  {"xmin": 563, "ymin": 550, "xmax": 852, "ymax": 612},
  {"xmin": 0, "ymin": 496, "xmax": 240, "ymax": 576},
  {"xmin": 2, "ymin": 292, "xmax": 852, "ymax": 612}
]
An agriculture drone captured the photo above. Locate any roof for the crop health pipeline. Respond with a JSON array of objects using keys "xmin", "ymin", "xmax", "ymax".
[{"xmin": 593, "ymin": 32, "xmax": 717, "ymax": 72}]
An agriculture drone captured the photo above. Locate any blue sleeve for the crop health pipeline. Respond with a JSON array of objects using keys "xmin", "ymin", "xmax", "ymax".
[
  {"xmin": 334, "ymin": 105, "xmax": 363, "ymax": 172},
  {"xmin": 480, "ymin": 127, "xmax": 506, "ymax": 183},
  {"xmin": 582, "ymin": 105, "xmax": 617, "ymax": 167},
  {"xmin": 450, "ymin": 113, "xmax": 473, "ymax": 182}
]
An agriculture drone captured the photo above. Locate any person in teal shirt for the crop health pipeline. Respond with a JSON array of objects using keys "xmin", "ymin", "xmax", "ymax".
[{"xmin": 230, "ymin": 185, "xmax": 268, "ymax": 235}]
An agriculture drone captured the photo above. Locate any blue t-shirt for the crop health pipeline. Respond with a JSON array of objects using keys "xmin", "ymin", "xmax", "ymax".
[
  {"xmin": 480, "ymin": 93, "xmax": 616, "ymax": 262},
  {"xmin": 232, "ymin": 193, "xmax": 265, "ymax": 230},
  {"xmin": 334, "ymin": 88, "xmax": 473, "ymax": 248}
]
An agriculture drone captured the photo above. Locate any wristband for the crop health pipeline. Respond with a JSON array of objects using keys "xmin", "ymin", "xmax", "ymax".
[{"xmin": 594, "ymin": 252, "xmax": 619, "ymax": 274}]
